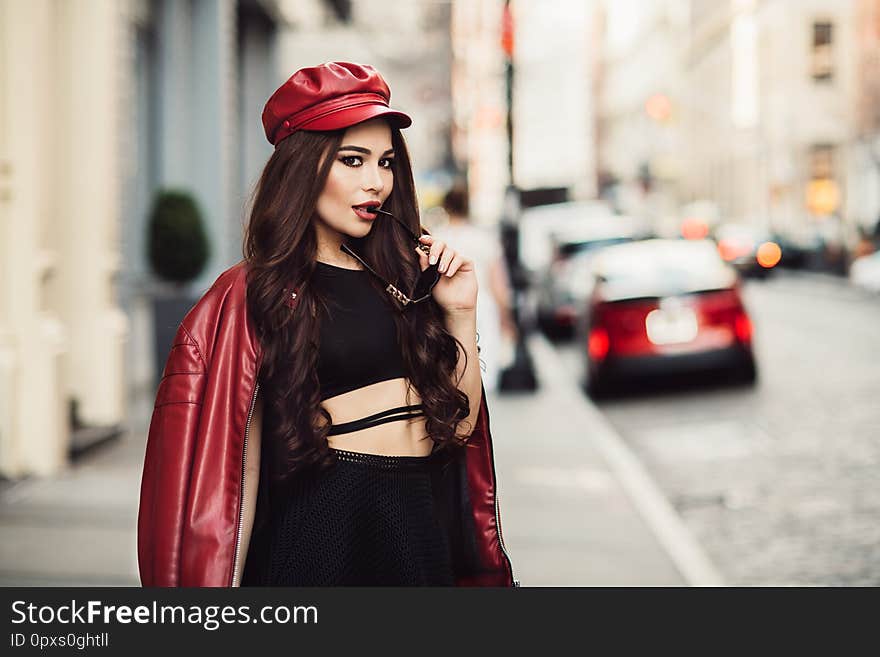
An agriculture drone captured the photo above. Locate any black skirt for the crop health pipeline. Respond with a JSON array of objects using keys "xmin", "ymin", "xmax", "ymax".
[{"xmin": 244, "ymin": 448, "xmax": 456, "ymax": 586}]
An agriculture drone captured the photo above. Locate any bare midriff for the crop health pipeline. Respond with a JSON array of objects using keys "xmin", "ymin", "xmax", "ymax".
[{"xmin": 320, "ymin": 377, "xmax": 432, "ymax": 457}]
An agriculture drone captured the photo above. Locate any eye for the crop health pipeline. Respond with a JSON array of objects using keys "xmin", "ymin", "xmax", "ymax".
[
  {"xmin": 379, "ymin": 158, "xmax": 395, "ymax": 169},
  {"xmin": 339, "ymin": 155, "xmax": 363, "ymax": 167}
]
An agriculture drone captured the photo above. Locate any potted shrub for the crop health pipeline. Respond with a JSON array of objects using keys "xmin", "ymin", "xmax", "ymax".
[{"xmin": 147, "ymin": 189, "xmax": 210, "ymax": 386}]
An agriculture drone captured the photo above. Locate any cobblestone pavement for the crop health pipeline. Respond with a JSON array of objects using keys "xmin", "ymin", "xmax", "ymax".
[{"xmin": 557, "ymin": 272, "xmax": 880, "ymax": 586}]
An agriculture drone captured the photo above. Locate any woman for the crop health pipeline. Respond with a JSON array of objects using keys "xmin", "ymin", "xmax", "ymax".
[
  {"xmin": 137, "ymin": 62, "xmax": 515, "ymax": 587},
  {"xmin": 434, "ymin": 184, "xmax": 518, "ymax": 394}
]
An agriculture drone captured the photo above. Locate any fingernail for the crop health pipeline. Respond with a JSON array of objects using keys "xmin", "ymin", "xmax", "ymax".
[
  {"xmin": 430, "ymin": 256, "xmax": 437, "ymax": 265},
  {"xmin": 438, "ymin": 263, "xmax": 446, "ymax": 272}
]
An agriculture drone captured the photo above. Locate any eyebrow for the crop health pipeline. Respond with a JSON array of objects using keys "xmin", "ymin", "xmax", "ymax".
[{"xmin": 338, "ymin": 145, "xmax": 395, "ymax": 156}]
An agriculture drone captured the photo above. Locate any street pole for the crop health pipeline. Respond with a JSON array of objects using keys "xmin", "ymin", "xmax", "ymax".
[
  {"xmin": 497, "ymin": 0, "xmax": 537, "ymax": 392},
  {"xmin": 500, "ymin": 0, "xmax": 523, "ymax": 314},
  {"xmin": 505, "ymin": 0, "xmax": 514, "ymax": 182}
]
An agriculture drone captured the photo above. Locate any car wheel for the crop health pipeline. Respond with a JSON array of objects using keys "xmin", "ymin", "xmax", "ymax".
[
  {"xmin": 585, "ymin": 372, "xmax": 609, "ymax": 399},
  {"xmin": 735, "ymin": 355, "xmax": 758, "ymax": 385},
  {"xmin": 537, "ymin": 313, "xmax": 555, "ymax": 338},
  {"xmin": 540, "ymin": 320, "xmax": 570, "ymax": 342}
]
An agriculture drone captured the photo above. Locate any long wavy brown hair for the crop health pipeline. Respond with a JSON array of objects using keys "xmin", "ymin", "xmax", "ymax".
[{"xmin": 243, "ymin": 125, "xmax": 471, "ymax": 490}]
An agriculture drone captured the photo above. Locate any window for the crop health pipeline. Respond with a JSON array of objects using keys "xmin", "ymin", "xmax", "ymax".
[{"xmin": 811, "ymin": 21, "xmax": 834, "ymax": 82}]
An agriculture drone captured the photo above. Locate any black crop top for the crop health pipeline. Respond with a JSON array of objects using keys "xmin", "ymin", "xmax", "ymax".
[{"xmin": 313, "ymin": 261, "xmax": 408, "ymax": 401}]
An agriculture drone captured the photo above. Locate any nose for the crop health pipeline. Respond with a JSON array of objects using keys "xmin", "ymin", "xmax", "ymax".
[{"xmin": 361, "ymin": 163, "xmax": 385, "ymax": 194}]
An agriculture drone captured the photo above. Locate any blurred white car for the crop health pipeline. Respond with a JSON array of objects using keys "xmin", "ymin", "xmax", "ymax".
[
  {"xmin": 535, "ymin": 219, "xmax": 651, "ymax": 338},
  {"xmin": 849, "ymin": 252, "xmax": 880, "ymax": 292},
  {"xmin": 518, "ymin": 200, "xmax": 617, "ymax": 275}
]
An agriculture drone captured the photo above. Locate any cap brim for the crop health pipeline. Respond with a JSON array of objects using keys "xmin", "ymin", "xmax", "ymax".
[{"xmin": 300, "ymin": 104, "xmax": 412, "ymax": 132}]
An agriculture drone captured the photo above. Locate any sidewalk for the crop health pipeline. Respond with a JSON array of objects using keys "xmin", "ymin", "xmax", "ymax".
[
  {"xmin": 0, "ymin": 391, "xmax": 153, "ymax": 586},
  {"xmin": 489, "ymin": 334, "xmax": 721, "ymax": 586},
  {"xmin": 0, "ymin": 337, "xmax": 720, "ymax": 587}
]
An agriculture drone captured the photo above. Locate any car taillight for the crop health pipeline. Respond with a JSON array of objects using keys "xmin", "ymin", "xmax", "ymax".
[
  {"xmin": 591, "ymin": 299, "xmax": 659, "ymax": 357},
  {"xmin": 588, "ymin": 326, "xmax": 610, "ymax": 361},
  {"xmin": 718, "ymin": 238, "xmax": 750, "ymax": 261},
  {"xmin": 694, "ymin": 289, "xmax": 753, "ymax": 343},
  {"xmin": 734, "ymin": 312, "xmax": 752, "ymax": 342},
  {"xmin": 682, "ymin": 218, "xmax": 709, "ymax": 240}
]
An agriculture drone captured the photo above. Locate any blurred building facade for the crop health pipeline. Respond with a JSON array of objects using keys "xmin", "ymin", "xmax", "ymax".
[
  {"xmin": 596, "ymin": 0, "xmax": 880, "ymax": 261},
  {"xmin": 683, "ymin": 0, "xmax": 858, "ymax": 261},
  {"xmin": 849, "ymin": 0, "xmax": 880, "ymax": 240},
  {"xmin": 122, "ymin": 0, "xmax": 286, "ymax": 400},
  {"xmin": 1, "ymin": 0, "xmax": 127, "ymax": 477},
  {"xmin": 596, "ymin": 0, "xmax": 690, "ymax": 236},
  {"xmin": 450, "ymin": 0, "xmax": 597, "ymax": 225},
  {"xmin": 511, "ymin": 0, "xmax": 596, "ymax": 201},
  {"xmin": 0, "ymin": 0, "xmax": 288, "ymax": 478},
  {"xmin": 450, "ymin": 0, "xmax": 510, "ymax": 225}
]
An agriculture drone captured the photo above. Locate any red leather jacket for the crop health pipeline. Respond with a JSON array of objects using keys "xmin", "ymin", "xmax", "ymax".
[{"xmin": 137, "ymin": 262, "xmax": 515, "ymax": 587}]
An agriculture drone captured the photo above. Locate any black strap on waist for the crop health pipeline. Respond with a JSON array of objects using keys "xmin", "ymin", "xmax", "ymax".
[{"xmin": 327, "ymin": 404, "xmax": 425, "ymax": 436}]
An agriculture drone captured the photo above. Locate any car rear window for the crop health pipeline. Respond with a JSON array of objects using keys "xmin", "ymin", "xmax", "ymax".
[
  {"xmin": 594, "ymin": 240, "xmax": 737, "ymax": 300},
  {"xmin": 559, "ymin": 237, "xmax": 633, "ymax": 257}
]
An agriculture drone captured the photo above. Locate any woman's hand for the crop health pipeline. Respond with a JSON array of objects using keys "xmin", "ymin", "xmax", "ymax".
[{"xmin": 415, "ymin": 235, "xmax": 477, "ymax": 314}]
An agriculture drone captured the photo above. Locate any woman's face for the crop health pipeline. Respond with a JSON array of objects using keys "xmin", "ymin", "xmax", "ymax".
[{"xmin": 314, "ymin": 118, "xmax": 394, "ymax": 243}]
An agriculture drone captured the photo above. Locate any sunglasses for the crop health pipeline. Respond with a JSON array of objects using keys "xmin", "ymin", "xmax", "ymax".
[{"xmin": 340, "ymin": 208, "xmax": 441, "ymax": 307}]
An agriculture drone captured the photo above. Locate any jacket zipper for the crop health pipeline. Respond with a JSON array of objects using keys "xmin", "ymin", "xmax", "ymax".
[
  {"xmin": 468, "ymin": 386, "xmax": 517, "ymax": 588},
  {"xmin": 494, "ymin": 483, "xmax": 518, "ymax": 587},
  {"xmin": 484, "ymin": 397, "xmax": 517, "ymax": 586},
  {"xmin": 232, "ymin": 381, "xmax": 260, "ymax": 587}
]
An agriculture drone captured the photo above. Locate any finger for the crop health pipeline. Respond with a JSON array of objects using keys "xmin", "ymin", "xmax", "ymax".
[
  {"xmin": 428, "ymin": 240, "xmax": 445, "ymax": 266},
  {"xmin": 438, "ymin": 248, "xmax": 456, "ymax": 274},
  {"xmin": 417, "ymin": 234, "xmax": 433, "ymax": 256},
  {"xmin": 414, "ymin": 245, "xmax": 429, "ymax": 272},
  {"xmin": 444, "ymin": 254, "xmax": 463, "ymax": 277}
]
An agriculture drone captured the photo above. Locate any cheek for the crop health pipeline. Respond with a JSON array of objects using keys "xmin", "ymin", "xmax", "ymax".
[
  {"xmin": 383, "ymin": 171, "xmax": 394, "ymax": 199},
  {"xmin": 318, "ymin": 167, "xmax": 349, "ymax": 211},
  {"xmin": 327, "ymin": 169, "xmax": 347, "ymax": 200}
]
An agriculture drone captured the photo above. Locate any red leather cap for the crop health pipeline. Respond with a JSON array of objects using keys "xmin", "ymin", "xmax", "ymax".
[{"xmin": 262, "ymin": 62, "xmax": 412, "ymax": 146}]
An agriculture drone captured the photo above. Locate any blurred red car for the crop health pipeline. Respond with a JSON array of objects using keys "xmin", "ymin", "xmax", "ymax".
[{"xmin": 578, "ymin": 239, "xmax": 758, "ymax": 397}]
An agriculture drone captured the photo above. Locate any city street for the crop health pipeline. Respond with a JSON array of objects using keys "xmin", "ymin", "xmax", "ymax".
[
  {"xmin": 5, "ymin": 0, "xmax": 880, "ymax": 599},
  {"xmin": 556, "ymin": 271, "xmax": 880, "ymax": 586}
]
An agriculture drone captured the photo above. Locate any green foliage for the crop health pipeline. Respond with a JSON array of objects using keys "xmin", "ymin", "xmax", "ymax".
[{"xmin": 147, "ymin": 189, "xmax": 210, "ymax": 284}]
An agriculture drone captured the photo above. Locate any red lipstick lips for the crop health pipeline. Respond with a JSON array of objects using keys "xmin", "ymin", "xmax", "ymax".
[{"xmin": 352, "ymin": 201, "xmax": 380, "ymax": 220}]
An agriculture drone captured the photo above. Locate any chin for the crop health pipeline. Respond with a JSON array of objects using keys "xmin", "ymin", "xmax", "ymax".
[{"xmin": 347, "ymin": 222, "xmax": 374, "ymax": 238}]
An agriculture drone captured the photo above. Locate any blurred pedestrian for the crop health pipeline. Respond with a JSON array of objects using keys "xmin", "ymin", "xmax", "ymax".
[
  {"xmin": 137, "ymin": 62, "xmax": 514, "ymax": 588},
  {"xmin": 433, "ymin": 184, "xmax": 518, "ymax": 394}
]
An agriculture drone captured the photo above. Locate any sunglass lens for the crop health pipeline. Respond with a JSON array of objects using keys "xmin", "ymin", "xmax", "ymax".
[{"xmin": 412, "ymin": 265, "xmax": 441, "ymax": 300}]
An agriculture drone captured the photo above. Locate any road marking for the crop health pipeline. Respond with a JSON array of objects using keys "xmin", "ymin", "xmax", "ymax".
[{"xmin": 529, "ymin": 333, "xmax": 726, "ymax": 587}]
